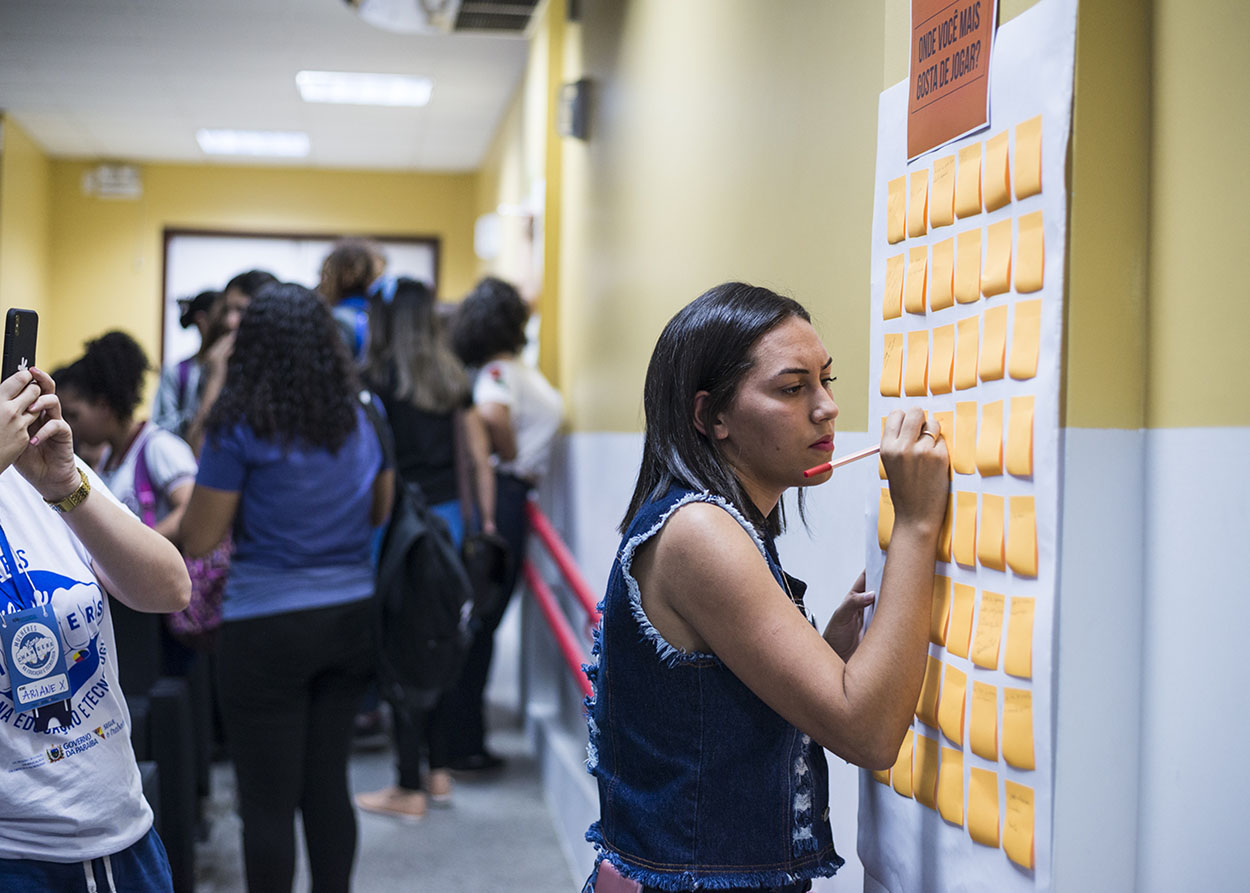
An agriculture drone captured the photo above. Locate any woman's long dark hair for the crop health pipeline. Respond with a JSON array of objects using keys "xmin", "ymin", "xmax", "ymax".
[
  {"xmin": 622, "ymin": 282, "xmax": 811, "ymax": 537},
  {"xmin": 206, "ymin": 282, "xmax": 361, "ymax": 451},
  {"xmin": 362, "ymin": 277, "xmax": 469, "ymax": 414}
]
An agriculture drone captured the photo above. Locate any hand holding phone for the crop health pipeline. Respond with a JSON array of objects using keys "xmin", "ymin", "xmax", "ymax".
[{"xmin": 3, "ymin": 309, "xmax": 38, "ymax": 381}]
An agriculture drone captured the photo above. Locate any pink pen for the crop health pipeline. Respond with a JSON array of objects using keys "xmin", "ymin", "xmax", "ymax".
[{"xmin": 803, "ymin": 444, "xmax": 882, "ymax": 479}]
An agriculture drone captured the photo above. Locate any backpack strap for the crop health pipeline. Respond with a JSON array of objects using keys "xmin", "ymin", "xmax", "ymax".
[
  {"xmin": 358, "ymin": 390, "xmax": 427, "ymax": 509},
  {"xmin": 176, "ymin": 357, "xmax": 193, "ymax": 407},
  {"xmin": 130, "ymin": 426, "xmax": 159, "ymax": 529}
]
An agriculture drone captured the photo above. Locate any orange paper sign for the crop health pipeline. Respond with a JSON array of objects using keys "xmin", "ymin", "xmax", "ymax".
[{"xmin": 908, "ymin": 0, "xmax": 997, "ymax": 160}]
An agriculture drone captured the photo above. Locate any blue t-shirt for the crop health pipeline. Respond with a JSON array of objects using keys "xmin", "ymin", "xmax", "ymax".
[{"xmin": 196, "ymin": 407, "xmax": 385, "ymax": 621}]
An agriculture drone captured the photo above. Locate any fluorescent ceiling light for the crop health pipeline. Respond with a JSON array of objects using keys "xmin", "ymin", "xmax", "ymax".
[
  {"xmin": 295, "ymin": 70, "xmax": 433, "ymax": 107},
  {"xmin": 196, "ymin": 129, "xmax": 311, "ymax": 158}
]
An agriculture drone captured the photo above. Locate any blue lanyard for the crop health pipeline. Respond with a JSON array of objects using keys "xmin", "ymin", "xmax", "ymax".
[{"xmin": 0, "ymin": 521, "xmax": 35, "ymax": 610}]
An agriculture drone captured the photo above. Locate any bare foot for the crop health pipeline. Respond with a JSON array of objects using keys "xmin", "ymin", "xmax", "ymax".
[{"xmin": 355, "ymin": 786, "xmax": 428, "ymax": 823}]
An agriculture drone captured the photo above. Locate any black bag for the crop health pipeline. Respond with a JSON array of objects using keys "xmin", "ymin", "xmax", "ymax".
[
  {"xmin": 361, "ymin": 393, "xmax": 475, "ymax": 714},
  {"xmin": 461, "ymin": 530, "xmax": 511, "ymax": 621}
]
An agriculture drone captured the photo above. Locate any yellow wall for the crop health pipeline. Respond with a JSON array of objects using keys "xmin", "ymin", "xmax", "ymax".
[
  {"xmin": 0, "ymin": 116, "xmax": 52, "ymax": 323},
  {"xmin": 41, "ymin": 161, "xmax": 477, "ymax": 371}
]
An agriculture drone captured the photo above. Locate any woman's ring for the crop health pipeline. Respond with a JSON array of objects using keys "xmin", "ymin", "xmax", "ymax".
[{"xmin": 920, "ymin": 429, "xmax": 938, "ymax": 442}]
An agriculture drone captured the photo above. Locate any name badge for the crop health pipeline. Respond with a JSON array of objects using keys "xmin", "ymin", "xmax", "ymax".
[{"xmin": 1, "ymin": 603, "xmax": 71, "ymax": 713}]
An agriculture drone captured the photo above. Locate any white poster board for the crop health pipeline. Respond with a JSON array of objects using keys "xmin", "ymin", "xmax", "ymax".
[{"xmin": 859, "ymin": 1, "xmax": 1076, "ymax": 890}]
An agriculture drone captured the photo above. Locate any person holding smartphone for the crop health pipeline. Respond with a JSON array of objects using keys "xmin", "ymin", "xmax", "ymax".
[{"xmin": 0, "ymin": 358, "xmax": 190, "ymax": 890}]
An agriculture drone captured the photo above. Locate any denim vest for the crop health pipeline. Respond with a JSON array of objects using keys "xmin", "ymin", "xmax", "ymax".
[{"xmin": 583, "ymin": 487, "xmax": 844, "ymax": 891}]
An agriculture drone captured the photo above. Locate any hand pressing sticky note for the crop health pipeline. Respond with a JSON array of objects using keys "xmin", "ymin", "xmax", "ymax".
[
  {"xmin": 968, "ymin": 767, "xmax": 1001, "ymax": 848},
  {"xmin": 1006, "ymin": 496, "xmax": 1038, "ymax": 577},
  {"xmin": 913, "ymin": 733, "xmax": 941, "ymax": 810},
  {"xmin": 975, "ymin": 399, "xmax": 1004, "ymax": 476},
  {"xmin": 916, "ymin": 655, "xmax": 943, "ymax": 728},
  {"xmin": 881, "ymin": 333, "xmax": 904, "ymax": 397},
  {"xmin": 930, "ymin": 574, "xmax": 952, "ymax": 646},
  {"xmin": 909, "ymin": 169, "xmax": 929, "ymax": 238},
  {"xmin": 947, "ymin": 581, "xmax": 975, "ymax": 657},
  {"xmin": 930, "ymin": 238, "xmax": 955, "ymax": 311},
  {"xmin": 979, "ymin": 305, "xmax": 1009, "ymax": 382},
  {"xmin": 955, "ymin": 317, "xmax": 980, "ymax": 390},
  {"xmin": 1003, "ymin": 687, "xmax": 1035, "ymax": 770},
  {"xmin": 1004, "ymin": 781, "xmax": 1036, "ymax": 870},
  {"xmin": 884, "ymin": 253, "xmax": 905, "ymax": 320},
  {"xmin": 972, "ymin": 590, "xmax": 1006, "ymax": 670},
  {"xmin": 891, "ymin": 728, "xmax": 914, "ymax": 798},
  {"xmin": 955, "ymin": 229, "xmax": 982, "ymax": 304},
  {"xmin": 905, "ymin": 330, "xmax": 930, "ymax": 396},
  {"xmin": 953, "ymin": 492, "xmax": 978, "ymax": 570},
  {"xmin": 887, "ymin": 175, "xmax": 906, "ymax": 243},
  {"xmin": 905, "ymin": 247, "xmax": 929, "ymax": 314},
  {"xmin": 938, "ymin": 495, "xmax": 954, "ymax": 562},
  {"xmin": 983, "ymin": 130, "xmax": 1012, "ymax": 212},
  {"xmin": 1014, "ymin": 116, "xmax": 1042, "ymax": 200},
  {"xmin": 970, "ymin": 680, "xmax": 999, "ymax": 761},
  {"xmin": 936, "ymin": 746, "xmax": 964, "ymax": 826},
  {"xmin": 937, "ymin": 663, "xmax": 967, "ymax": 746},
  {"xmin": 1016, "ymin": 210, "xmax": 1044, "ymax": 292},
  {"xmin": 981, "ymin": 219, "xmax": 1013, "ymax": 297},
  {"xmin": 1009, "ymin": 299, "xmax": 1043, "ymax": 381},
  {"xmin": 978, "ymin": 494, "xmax": 1006, "ymax": 571},
  {"xmin": 953, "ymin": 401, "xmax": 977, "ymax": 475},
  {"xmin": 1006, "ymin": 396, "xmax": 1035, "ymax": 477},
  {"xmin": 956, "ymin": 143, "xmax": 983, "ymax": 218},
  {"xmin": 878, "ymin": 487, "xmax": 894, "ymax": 551},
  {"xmin": 931, "ymin": 155, "xmax": 955, "ymax": 228},
  {"xmin": 1005, "ymin": 596, "xmax": 1036, "ymax": 679},
  {"xmin": 933, "ymin": 409, "xmax": 955, "ymax": 481},
  {"xmin": 929, "ymin": 326, "xmax": 955, "ymax": 396}
]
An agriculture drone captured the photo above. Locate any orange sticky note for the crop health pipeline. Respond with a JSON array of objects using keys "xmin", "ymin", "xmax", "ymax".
[
  {"xmin": 1005, "ymin": 597, "xmax": 1035, "ymax": 679},
  {"xmin": 955, "ymin": 143, "xmax": 983, "ymax": 218},
  {"xmin": 929, "ymin": 326, "xmax": 955, "ymax": 395},
  {"xmin": 1006, "ymin": 496, "xmax": 1038, "ymax": 577},
  {"xmin": 881, "ymin": 333, "xmax": 904, "ymax": 397},
  {"xmin": 884, "ymin": 253, "xmax": 905, "ymax": 320},
  {"xmin": 909, "ymin": 169, "xmax": 929, "ymax": 238},
  {"xmin": 937, "ymin": 495, "xmax": 954, "ymax": 562},
  {"xmin": 983, "ymin": 130, "xmax": 1011, "ymax": 212},
  {"xmin": 968, "ymin": 767, "xmax": 1001, "ymax": 848},
  {"xmin": 930, "ymin": 238, "xmax": 955, "ymax": 311},
  {"xmin": 1009, "ymin": 299, "xmax": 1043, "ymax": 381},
  {"xmin": 972, "ymin": 590, "xmax": 1006, "ymax": 669},
  {"xmin": 1006, "ymin": 396, "xmax": 1035, "ymax": 476},
  {"xmin": 905, "ymin": 330, "xmax": 929, "ymax": 396},
  {"xmin": 975, "ymin": 399, "xmax": 1004, "ymax": 476},
  {"xmin": 947, "ymin": 581, "xmax": 975, "ymax": 657},
  {"xmin": 1016, "ymin": 210, "xmax": 1044, "ymax": 292},
  {"xmin": 930, "ymin": 574, "xmax": 952, "ymax": 645},
  {"xmin": 905, "ymin": 247, "xmax": 929, "ymax": 314},
  {"xmin": 953, "ymin": 492, "xmax": 978, "ymax": 570},
  {"xmin": 954, "ymin": 229, "xmax": 982, "ymax": 304},
  {"xmin": 891, "ymin": 728, "xmax": 915, "ymax": 798},
  {"xmin": 1014, "ymin": 116, "xmax": 1042, "ymax": 200},
  {"xmin": 936, "ymin": 746, "xmax": 964, "ymax": 826},
  {"xmin": 932, "ymin": 409, "xmax": 954, "ymax": 455},
  {"xmin": 887, "ymin": 175, "xmax": 906, "ymax": 243},
  {"xmin": 969, "ymin": 681, "xmax": 999, "ymax": 761},
  {"xmin": 1004, "ymin": 781, "xmax": 1036, "ymax": 869},
  {"xmin": 931, "ymin": 155, "xmax": 956, "ymax": 228},
  {"xmin": 913, "ymin": 733, "xmax": 941, "ymax": 810},
  {"xmin": 1003, "ymin": 687, "xmax": 1035, "ymax": 770},
  {"xmin": 979, "ymin": 305, "xmax": 1008, "ymax": 381},
  {"xmin": 872, "ymin": 767, "xmax": 890, "ymax": 785},
  {"xmin": 952, "ymin": 401, "xmax": 977, "ymax": 475},
  {"xmin": 954, "ymin": 316, "xmax": 979, "ymax": 390},
  {"xmin": 878, "ymin": 487, "xmax": 894, "ymax": 551},
  {"xmin": 916, "ymin": 655, "xmax": 943, "ymax": 728},
  {"xmin": 981, "ymin": 219, "xmax": 1013, "ymax": 297},
  {"xmin": 978, "ymin": 494, "xmax": 1006, "ymax": 571},
  {"xmin": 937, "ymin": 663, "xmax": 967, "ymax": 746}
]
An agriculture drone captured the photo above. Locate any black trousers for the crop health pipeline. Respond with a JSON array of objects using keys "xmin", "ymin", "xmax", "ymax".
[{"xmin": 217, "ymin": 599, "xmax": 373, "ymax": 893}]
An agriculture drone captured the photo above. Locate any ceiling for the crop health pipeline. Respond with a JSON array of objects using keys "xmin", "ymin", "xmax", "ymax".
[{"xmin": 0, "ymin": 0, "xmax": 533, "ymax": 172}]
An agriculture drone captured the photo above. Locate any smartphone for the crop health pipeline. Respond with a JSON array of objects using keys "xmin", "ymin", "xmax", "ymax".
[{"xmin": 2, "ymin": 308, "xmax": 38, "ymax": 380}]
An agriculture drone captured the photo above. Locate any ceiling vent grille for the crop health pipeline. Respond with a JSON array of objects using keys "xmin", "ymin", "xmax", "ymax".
[{"xmin": 454, "ymin": 0, "xmax": 539, "ymax": 33}]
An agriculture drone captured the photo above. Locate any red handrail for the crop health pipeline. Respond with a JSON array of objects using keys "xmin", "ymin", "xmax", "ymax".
[
  {"xmin": 522, "ymin": 560, "xmax": 593, "ymax": 699},
  {"xmin": 525, "ymin": 501, "xmax": 601, "ymax": 623}
]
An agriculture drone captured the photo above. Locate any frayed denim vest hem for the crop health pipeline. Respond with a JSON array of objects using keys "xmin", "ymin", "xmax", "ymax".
[{"xmin": 581, "ymin": 839, "xmax": 844, "ymax": 892}]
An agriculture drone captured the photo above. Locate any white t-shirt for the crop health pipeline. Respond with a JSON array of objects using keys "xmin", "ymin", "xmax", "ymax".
[
  {"xmin": 473, "ymin": 358, "xmax": 563, "ymax": 482},
  {"xmin": 98, "ymin": 422, "xmax": 197, "ymax": 524},
  {"xmin": 0, "ymin": 467, "xmax": 153, "ymax": 861}
]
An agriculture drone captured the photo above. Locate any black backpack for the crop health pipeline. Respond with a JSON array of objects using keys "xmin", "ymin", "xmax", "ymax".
[{"xmin": 360, "ymin": 393, "xmax": 475, "ymax": 714}]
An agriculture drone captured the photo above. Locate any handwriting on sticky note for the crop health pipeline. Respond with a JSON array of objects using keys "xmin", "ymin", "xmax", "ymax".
[
  {"xmin": 905, "ymin": 247, "xmax": 929, "ymax": 314},
  {"xmin": 1002, "ymin": 687, "xmax": 1035, "ymax": 770},
  {"xmin": 972, "ymin": 591, "xmax": 1005, "ymax": 669},
  {"xmin": 881, "ymin": 333, "xmax": 904, "ymax": 397},
  {"xmin": 888, "ymin": 175, "xmax": 906, "ymax": 243},
  {"xmin": 884, "ymin": 253, "xmax": 905, "ymax": 320},
  {"xmin": 970, "ymin": 680, "xmax": 998, "ymax": 761},
  {"xmin": 1004, "ymin": 780, "xmax": 1036, "ymax": 869},
  {"xmin": 909, "ymin": 169, "xmax": 929, "ymax": 238},
  {"xmin": 1005, "ymin": 596, "xmax": 1035, "ymax": 679}
]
